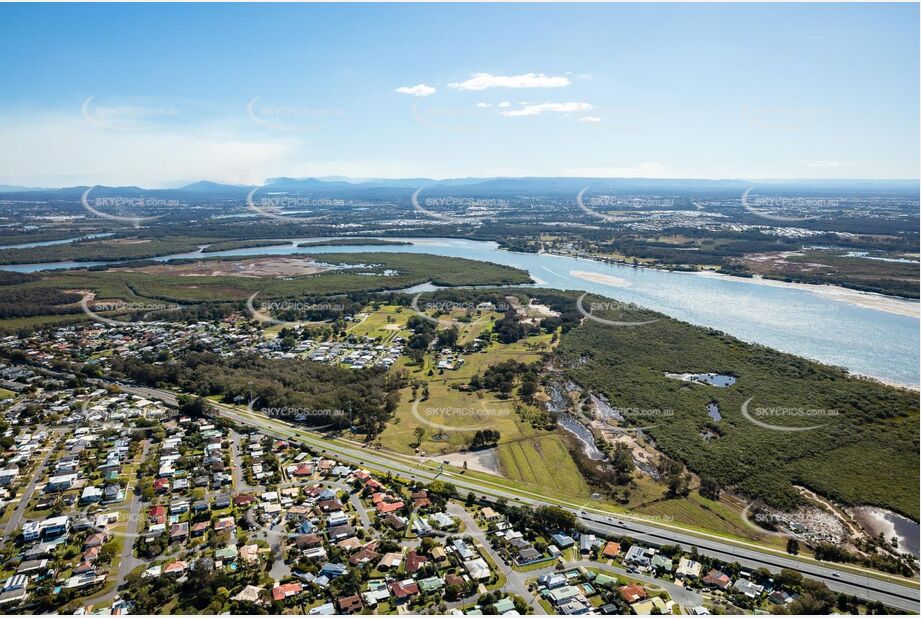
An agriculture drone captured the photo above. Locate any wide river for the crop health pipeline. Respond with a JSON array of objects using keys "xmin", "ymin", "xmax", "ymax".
[{"xmin": 7, "ymin": 237, "xmax": 919, "ymax": 386}]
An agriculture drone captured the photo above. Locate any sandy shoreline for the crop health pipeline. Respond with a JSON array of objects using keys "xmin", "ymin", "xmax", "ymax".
[
  {"xmin": 692, "ymin": 270, "xmax": 920, "ymax": 318},
  {"xmin": 543, "ymin": 250, "xmax": 918, "ymax": 318},
  {"xmin": 569, "ymin": 270, "xmax": 632, "ymax": 288}
]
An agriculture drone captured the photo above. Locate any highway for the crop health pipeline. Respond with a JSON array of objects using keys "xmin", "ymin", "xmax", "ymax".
[{"xmin": 116, "ymin": 383, "xmax": 921, "ymax": 612}]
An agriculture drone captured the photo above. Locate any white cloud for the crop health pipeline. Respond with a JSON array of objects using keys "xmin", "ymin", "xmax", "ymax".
[
  {"xmin": 0, "ymin": 112, "xmax": 424, "ymax": 187},
  {"xmin": 501, "ymin": 102, "xmax": 593, "ymax": 117},
  {"xmin": 449, "ymin": 72, "xmax": 571, "ymax": 91},
  {"xmin": 395, "ymin": 84, "xmax": 436, "ymax": 97},
  {"xmin": 475, "ymin": 102, "xmax": 492, "ymax": 108},
  {"xmin": 498, "ymin": 101, "xmax": 511, "ymax": 108},
  {"xmin": 578, "ymin": 116, "xmax": 602, "ymax": 123}
]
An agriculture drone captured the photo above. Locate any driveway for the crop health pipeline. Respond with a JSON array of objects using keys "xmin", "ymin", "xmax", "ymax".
[
  {"xmin": 525, "ymin": 558, "xmax": 703, "ymax": 607},
  {"xmin": 82, "ymin": 439, "xmax": 154, "ymax": 607},
  {"xmin": 447, "ymin": 502, "xmax": 703, "ymax": 611},
  {"xmin": 2, "ymin": 429, "xmax": 59, "ymax": 540},
  {"xmin": 447, "ymin": 503, "xmax": 545, "ymax": 614}
]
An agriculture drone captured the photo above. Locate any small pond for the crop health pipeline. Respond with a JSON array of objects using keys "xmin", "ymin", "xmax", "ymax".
[
  {"xmin": 707, "ymin": 402, "xmax": 722, "ymax": 422},
  {"xmin": 665, "ymin": 372, "xmax": 737, "ymax": 387}
]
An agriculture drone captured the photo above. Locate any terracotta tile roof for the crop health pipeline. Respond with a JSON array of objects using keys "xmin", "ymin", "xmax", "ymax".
[{"xmin": 618, "ymin": 584, "xmax": 647, "ymax": 603}]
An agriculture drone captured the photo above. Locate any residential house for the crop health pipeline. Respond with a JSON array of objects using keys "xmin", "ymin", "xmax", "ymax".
[
  {"xmin": 272, "ymin": 582, "xmax": 303, "ymax": 602},
  {"xmin": 601, "ymin": 541, "xmax": 621, "ymax": 559},
  {"xmin": 702, "ymin": 569, "xmax": 731, "ymax": 590},
  {"xmin": 552, "ymin": 533, "xmax": 575, "ymax": 549},
  {"xmin": 618, "ymin": 584, "xmax": 647, "ymax": 603},
  {"xmin": 676, "ymin": 558, "xmax": 702, "ymax": 579},
  {"xmin": 337, "ymin": 594, "xmax": 362, "ymax": 614},
  {"xmin": 389, "ymin": 579, "xmax": 419, "ymax": 603}
]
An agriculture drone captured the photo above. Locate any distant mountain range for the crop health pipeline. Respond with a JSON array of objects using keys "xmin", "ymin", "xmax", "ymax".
[{"xmin": 0, "ymin": 176, "xmax": 916, "ymax": 199}]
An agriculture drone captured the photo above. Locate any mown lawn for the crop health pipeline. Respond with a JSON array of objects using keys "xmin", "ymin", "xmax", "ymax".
[
  {"xmin": 346, "ymin": 304, "xmax": 412, "ymax": 341},
  {"xmin": 497, "ymin": 434, "xmax": 590, "ymax": 499}
]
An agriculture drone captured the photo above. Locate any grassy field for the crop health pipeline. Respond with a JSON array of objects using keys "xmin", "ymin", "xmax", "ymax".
[
  {"xmin": 379, "ymin": 371, "xmax": 529, "ymax": 455},
  {"xmin": 633, "ymin": 491, "xmax": 773, "ymax": 543},
  {"xmin": 497, "ymin": 434, "xmax": 590, "ymax": 498},
  {"xmin": 367, "ymin": 300, "xmax": 590, "ymax": 500},
  {"xmin": 345, "ymin": 304, "xmax": 413, "ymax": 341},
  {"xmin": 378, "ymin": 308, "xmax": 553, "ymax": 455}
]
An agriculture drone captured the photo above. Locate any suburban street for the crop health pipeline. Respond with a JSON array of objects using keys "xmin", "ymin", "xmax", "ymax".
[
  {"xmin": 115, "ymin": 382, "xmax": 921, "ymax": 612},
  {"xmin": 2, "ymin": 428, "xmax": 60, "ymax": 541},
  {"xmin": 82, "ymin": 439, "xmax": 153, "ymax": 607},
  {"xmin": 446, "ymin": 502, "xmax": 541, "ymax": 613}
]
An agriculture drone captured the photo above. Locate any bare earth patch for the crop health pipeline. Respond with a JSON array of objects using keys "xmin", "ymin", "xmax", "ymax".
[
  {"xmin": 104, "ymin": 238, "xmax": 152, "ymax": 245},
  {"xmin": 115, "ymin": 257, "xmax": 330, "ymax": 278},
  {"xmin": 422, "ymin": 448, "xmax": 500, "ymax": 476}
]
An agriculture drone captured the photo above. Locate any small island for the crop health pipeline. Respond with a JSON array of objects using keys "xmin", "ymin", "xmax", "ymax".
[{"xmin": 297, "ymin": 238, "xmax": 412, "ymax": 248}]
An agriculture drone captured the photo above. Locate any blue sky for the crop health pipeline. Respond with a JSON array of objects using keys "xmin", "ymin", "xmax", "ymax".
[{"xmin": 0, "ymin": 3, "xmax": 917, "ymax": 186}]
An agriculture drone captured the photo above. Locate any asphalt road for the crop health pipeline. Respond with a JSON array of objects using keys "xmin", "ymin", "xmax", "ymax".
[
  {"xmin": 115, "ymin": 383, "xmax": 921, "ymax": 613},
  {"xmin": 82, "ymin": 439, "xmax": 153, "ymax": 607},
  {"xmin": 2, "ymin": 429, "xmax": 60, "ymax": 541},
  {"xmin": 577, "ymin": 514, "xmax": 918, "ymax": 611},
  {"xmin": 446, "ymin": 502, "xmax": 543, "ymax": 614}
]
